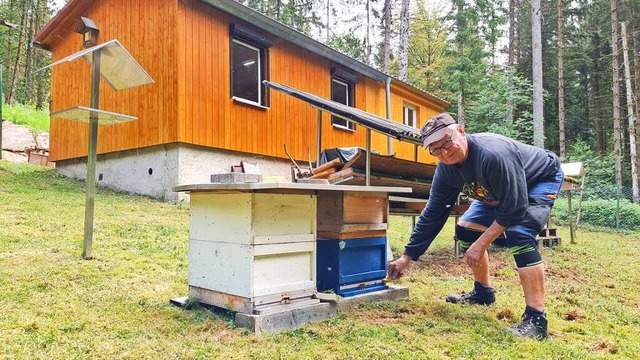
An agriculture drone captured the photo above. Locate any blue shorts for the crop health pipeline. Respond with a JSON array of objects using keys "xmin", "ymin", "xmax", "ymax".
[{"xmin": 459, "ymin": 168, "xmax": 564, "ymax": 245}]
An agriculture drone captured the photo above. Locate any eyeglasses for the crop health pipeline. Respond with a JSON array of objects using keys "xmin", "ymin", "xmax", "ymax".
[{"xmin": 427, "ymin": 131, "xmax": 455, "ymax": 156}]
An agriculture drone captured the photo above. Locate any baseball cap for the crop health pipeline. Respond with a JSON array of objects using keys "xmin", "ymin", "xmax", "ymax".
[{"xmin": 421, "ymin": 113, "xmax": 455, "ymax": 148}]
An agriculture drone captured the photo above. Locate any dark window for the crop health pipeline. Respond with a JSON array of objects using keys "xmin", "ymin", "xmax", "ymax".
[
  {"xmin": 403, "ymin": 104, "xmax": 417, "ymax": 128},
  {"xmin": 231, "ymin": 39, "xmax": 263, "ymax": 104},
  {"xmin": 331, "ymin": 78, "xmax": 355, "ymax": 130}
]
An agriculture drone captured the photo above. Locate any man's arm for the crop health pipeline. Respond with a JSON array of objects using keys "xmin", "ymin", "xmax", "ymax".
[
  {"xmin": 464, "ymin": 220, "xmax": 506, "ymax": 267},
  {"xmin": 388, "ymin": 166, "xmax": 461, "ymax": 278}
]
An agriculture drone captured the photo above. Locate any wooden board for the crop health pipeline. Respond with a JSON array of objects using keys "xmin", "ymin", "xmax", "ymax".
[
  {"xmin": 317, "ymin": 191, "xmax": 388, "ymax": 231},
  {"xmin": 317, "ymin": 230, "xmax": 387, "ymax": 240},
  {"xmin": 340, "ymin": 148, "xmax": 437, "ymax": 181},
  {"xmin": 330, "ymin": 168, "xmax": 431, "ymax": 199}
]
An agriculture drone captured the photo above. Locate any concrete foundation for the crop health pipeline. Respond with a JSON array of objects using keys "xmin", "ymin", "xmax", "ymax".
[
  {"xmin": 235, "ymin": 302, "xmax": 336, "ymax": 336},
  {"xmin": 55, "ymin": 144, "xmax": 294, "ymax": 201},
  {"xmin": 170, "ymin": 286, "xmax": 409, "ymax": 336}
]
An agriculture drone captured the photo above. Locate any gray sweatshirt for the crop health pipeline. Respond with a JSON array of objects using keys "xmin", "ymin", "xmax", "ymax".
[{"xmin": 403, "ymin": 133, "xmax": 561, "ymax": 260}]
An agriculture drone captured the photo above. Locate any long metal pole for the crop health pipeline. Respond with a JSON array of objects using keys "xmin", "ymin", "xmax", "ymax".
[
  {"xmin": 385, "ymin": 78, "xmax": 392, "ymax": 156},
  {"xmin": 0, "ymin": 64, "xmax": 3, "ymax": 160},
  {"xmin": 83, "ymin": 50, "xmax": 101, "ymax": 259},
  {"xmin": 366, "ymin": 128, "xmax": 371, "ymax": 186},
  {"xmin": 316, "ymin": 109, "xmax": 322, "ymax": 166}
]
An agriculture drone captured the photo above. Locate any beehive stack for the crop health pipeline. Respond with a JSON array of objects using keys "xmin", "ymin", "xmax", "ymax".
[{"xmin": 315, "ymin": 190, "xmax": 389, "ymax": 297}]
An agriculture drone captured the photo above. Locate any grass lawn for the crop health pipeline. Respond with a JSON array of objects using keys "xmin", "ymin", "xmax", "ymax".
[{"xmin": 1, "ymin": 161, "xmax": 639, "ymax": 359}]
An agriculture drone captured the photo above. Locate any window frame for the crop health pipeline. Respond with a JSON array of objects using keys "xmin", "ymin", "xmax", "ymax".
[
  {"xmin": 403, "ymin": 104, "xmax": 417, "ymax": 128},
  {"xmin": 231, "ymin": 38, "xmax": 263, "ymax": 106},
  {"xmin": 331, "ymin": 77, "xmax": 356, "ymax": 131},
  {"xmin": 229, "ymin": 24, "xmax": 272, "ymax": 108}
]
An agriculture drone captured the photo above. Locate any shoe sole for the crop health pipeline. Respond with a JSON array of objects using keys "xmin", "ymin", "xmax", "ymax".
[{"xmin": 503, "ymin": 327, "xmax": 548, "ymax": 340}]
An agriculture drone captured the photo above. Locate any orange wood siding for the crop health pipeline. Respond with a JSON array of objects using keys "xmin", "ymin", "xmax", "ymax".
[
  {"xmin": 49, "ymin": 0, "xmax": 178, "ymax": 161},
  {"xmin": 49, "ymin": 0, "xmax": 444, "ymax": 164},
  {"xmin": 177, "ymin": 0, "xmax": 444, "ymax": 164}
]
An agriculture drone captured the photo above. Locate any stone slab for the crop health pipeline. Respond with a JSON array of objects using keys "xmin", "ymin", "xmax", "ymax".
[
  {"xmin": 331, "ymin": 286, "xmax": 409, "ymax": 310},
  {"xmin": 235, "ymin": 302, "xmax": 336, "ymax": 336},
  {"xmin": 210, "ymin": 172, "xmax": 262, "ymax": 183}
]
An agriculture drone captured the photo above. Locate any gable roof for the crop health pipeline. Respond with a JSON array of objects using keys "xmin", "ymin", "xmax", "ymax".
[{"xmin": 34, "ymin": 0, "xmax": 449, "ymax": 107}]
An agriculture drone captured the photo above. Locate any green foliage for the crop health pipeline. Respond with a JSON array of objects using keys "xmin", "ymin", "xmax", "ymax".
[
  {"xmin": 563, "ymin": 139, "xmax": 617, "ymax": 199},
  {"xmin": 406, "ymin": 1, "xmax": 455, "ymax": 100},
  {"xmin": 442, "ymin": 1, "xmax": 488, "ymax": 102},
  {"xmin": 465, "ymin": 69, "xmax": 534, "ymax": 143},
  {"xmin": 553, "ymin": 198, "xmax": 640, "ymax": 231},
  {"xmin": 328, "ymin": 33, "xmax": 367, "ymax": 63},
  {"xmin": 2, "ymin": 102, "xmax": 50, "ymax": 132},
  {"xmin": 240, "ymin": 0, "xmax": 322, "ymax": 35}
]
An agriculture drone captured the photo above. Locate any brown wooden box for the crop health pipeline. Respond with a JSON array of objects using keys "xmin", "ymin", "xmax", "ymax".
[{"xmin": 316, "ymin": 190, "xmax": 388, "ymax": 239}]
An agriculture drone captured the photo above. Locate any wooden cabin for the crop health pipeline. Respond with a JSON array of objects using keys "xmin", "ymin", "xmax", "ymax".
[{"xmin": 34, "ymin": 0, "xmax": 449, "ymax": 201}]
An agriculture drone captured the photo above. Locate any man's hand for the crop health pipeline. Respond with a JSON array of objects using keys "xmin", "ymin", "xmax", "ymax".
[
  {"xmin": 388, "ymin": 254, "xmax": 412, "ymax": 279},
  {"xmin": 464, "ymin": 241, "xmax": 487, "ymax": 268}
]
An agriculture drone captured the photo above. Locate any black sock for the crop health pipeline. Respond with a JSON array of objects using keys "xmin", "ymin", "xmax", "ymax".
[
  {"xmin": 525, "ymin": 305, "xmax": 545, "ymax": 317},
  {"xmin": 474, "ymin": 281, "xmax": 495, "ymax": 292}
]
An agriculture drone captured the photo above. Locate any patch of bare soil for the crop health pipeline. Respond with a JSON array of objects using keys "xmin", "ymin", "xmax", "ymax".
[
  {"xmin": 590, "ymin": 339, "xmax": 618, "ymax": 354},
  {"xmin": 410, "ymin": 253, "xmax": 510, "ymax": 278},
  {"xmin": 496, "ymin": 308, "xmax": 515, "ymax": 321},
  {"xmin": 546, "ymin": 267, "xmax": 584, "ymax": 284}
]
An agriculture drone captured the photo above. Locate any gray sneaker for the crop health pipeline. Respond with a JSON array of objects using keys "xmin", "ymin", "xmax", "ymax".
[
  {"xmin": 445, "ymin": 288, "xmax": 496, "ymax": 305},
  {"xmin": 505, "ymin": 313, "xmax": 548, "ymax": 339},
  {"xmin": 446, "ymin": 281, "xmax": 496, "ymax": 305}
]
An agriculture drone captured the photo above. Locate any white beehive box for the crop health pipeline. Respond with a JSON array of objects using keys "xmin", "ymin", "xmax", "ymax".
[
  {"xmin": 187, "ymin": 192, "xmax": 317, "ymax": 313},
  {"xmin": 173, "ymin": 182, "xmax": 412, "ymax": 314}
]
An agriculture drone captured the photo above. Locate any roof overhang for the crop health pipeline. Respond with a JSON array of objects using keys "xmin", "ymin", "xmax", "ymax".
[
  {"xmin": 33, "ymin": 0, "xmax": 93, "ymax": 51},
  {"xmin": 199, "ymin": 0, "xmax": 391, "ymax": 83},
  {"xmin": 391, "ymin": 79, "xmax": 450, "ymax": 109}
]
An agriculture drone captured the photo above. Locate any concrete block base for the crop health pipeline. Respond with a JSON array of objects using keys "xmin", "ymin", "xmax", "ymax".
[
  {"xmin": 235, "ymin": 302, "xmax": 336, "ymax": 336},
  {"xmin": 332, "ymin": 286, "xmax": 410, "ymax": 310},
  {"xmin": 171, "ymin": 297, "xmax": 336, "ymax": 336}
]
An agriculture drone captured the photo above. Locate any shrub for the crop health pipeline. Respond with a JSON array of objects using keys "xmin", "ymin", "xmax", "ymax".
[
  {"xmin": 552, "ymin": 198, "xmax": 640, "ymax": 231},
  {"xmin": 2, "ymin": 103, "xmax": 50, "ymax": 132}
]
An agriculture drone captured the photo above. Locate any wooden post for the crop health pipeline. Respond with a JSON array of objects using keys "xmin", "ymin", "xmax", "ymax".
[{"xmin": 567, "ymin": 190, "xmax": 575, "ymax": 244}]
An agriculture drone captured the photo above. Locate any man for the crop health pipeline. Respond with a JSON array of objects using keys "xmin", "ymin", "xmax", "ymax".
[{"xmin": 388, "ymin": 113, "xmax": 563, "ymax": 339}]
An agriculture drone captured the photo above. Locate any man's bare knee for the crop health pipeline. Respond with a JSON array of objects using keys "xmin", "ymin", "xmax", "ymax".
[{"xmin": 457, "ymin": 221, "xmax": 488, "ymax": 232}]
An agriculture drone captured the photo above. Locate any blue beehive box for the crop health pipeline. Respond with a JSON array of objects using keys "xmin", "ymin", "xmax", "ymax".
[{"xmin": 316, "ymin": 236, "xmax": 388, "ymax": 297}]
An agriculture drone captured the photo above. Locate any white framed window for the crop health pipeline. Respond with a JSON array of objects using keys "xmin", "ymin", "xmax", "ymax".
[
  {"xmin": 331, "ymin": 78, "xmax": 355, "ymax": 130},
  {"xmin": 231, "ymin": 39, "xmax": 263, "ymax": 105},
  {"xmin": 403, "ymin": 104, "xmax": 417, "ymax": 128}
]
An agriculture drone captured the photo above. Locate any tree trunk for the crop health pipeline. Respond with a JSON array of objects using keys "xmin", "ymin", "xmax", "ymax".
[
  {"xmin": 398, "ymin": 0, "xmax": 410, "ymax": 80},
  {"xmin": 633, "ymin": 7, "xmax": 640, "ymax": 173},
  {"xmin": 621, "ymin": 22, "xmax": 639, "ymax": 202},
  {"xmin": 383, "ymin": 0, "xmax": 391, "ymax": 73},
  {"xmin": 326, "ymin": 0, "xmax": 330, "ymax": 43},
  {"xmin": 611, "ymin": 0, "xmax": 623, "ymax": 188},
  {"xmin": 7, "ymin": 0, "xmax": 29, "ymax": 105},
  {"xmin": 456, "ymin": 0, "xmax": 465, "ymax": 127},
  {"xmin": 532, "ymin": 0, "xmax": 544, "ymax": 147},
  {"xmin": 507, "ymin": 0, "xmax": 516, "ymax": 123},
  {"xmin": 22, "ymin": 3, "xmax": 36, "ymax": 104},
  {"xmin": 592, "ymin": 15, "xmax": 605, "ymax": 153},
  {"xmin": 366, "ymin": 0, "xmax": 371, "ymax": 65},
  {"xmin": 558, "ymin": 0, "xmax": 566, "ymax": 157}
]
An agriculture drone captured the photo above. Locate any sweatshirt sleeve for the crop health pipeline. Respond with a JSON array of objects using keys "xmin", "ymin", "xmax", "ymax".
[
  {"xmin": 403, "ymin": 166, "xmax": 461, "ymax": 261},
  {"xmin": 486, "ymin": 151, "xmax": 528, "ymax": 228}
]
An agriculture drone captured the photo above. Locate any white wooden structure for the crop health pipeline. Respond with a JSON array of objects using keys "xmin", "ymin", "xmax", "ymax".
[{"xmin": 173, "ymin": 183, "xmax": 410, "ymax": 314}]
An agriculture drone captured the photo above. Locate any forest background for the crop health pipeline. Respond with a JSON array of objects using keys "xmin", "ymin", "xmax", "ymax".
[{"xmin": 1, "ymin": 0, "xmax": 640, "ymax": 206}]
